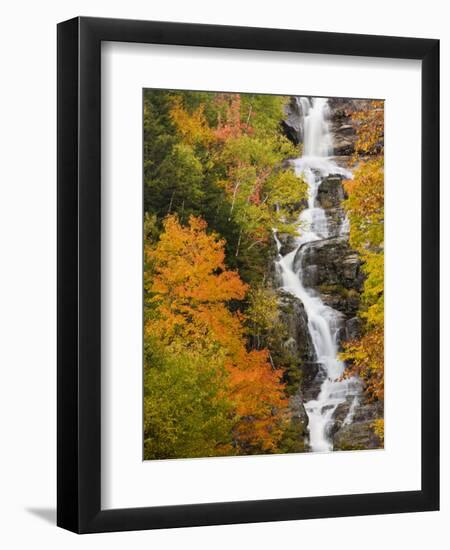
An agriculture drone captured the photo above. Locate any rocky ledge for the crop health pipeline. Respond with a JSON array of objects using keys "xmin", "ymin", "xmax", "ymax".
[
  {"xmin": 294, "ymin": 236, "xmax": 362, "ymax": 289},
  {"xmin": 331, "ymin": 395, "xmax": 384, "ymax": 450}
]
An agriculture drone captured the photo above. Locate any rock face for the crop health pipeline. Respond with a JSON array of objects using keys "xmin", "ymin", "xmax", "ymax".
[
  {"xmin": 331, "ymin": 396, "xmax": 383, "ymax": 450},
  {"xmin": 281, "ymin": 97, "xmax": 303, "ymax": 144},
  {"xmin": 294, "ymin": 237, "xmax": 363, "ymax": 291},
  {"xmin": 277, "ymin": 97, "xmax": 384, "ymax": 452},
  {"xmin": 271, "ymin": 290, "xmax": 316, "ymax": 452},
  {"xmin": 292, "ymin": 235, "xmax": 364, "ymax": 327},
  {"xmin": 317, "ymin": 176, "xmax": 348, "ymax": 237},
  {"xmin": 276, "ymin": 232, "xmax": 298, "ymax": 257},
  {"xmin": 280, "ymin": 393, "xmax": 310, "ymax": 453},
  {"xmin": 328, "ymin": 98, "xmax": 367, "ymax": 156},
  {"xmin": 291, "ymin": 175, "xmax": 365, "ymax": 328},
  {"xmin": 333, "ymin": 422, "xmax": 381, "ymax": 450},
  {"xmin": 277, "ymin": 290, "xmax": 315, "ymax": 364}
]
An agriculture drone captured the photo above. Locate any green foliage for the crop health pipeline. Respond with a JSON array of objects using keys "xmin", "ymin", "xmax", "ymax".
[
  {"xmin": 241, "ymin": 94, "xmax": 288, "ymax": 136},
  {"xmin": 278, "ymin": 417, "xmax": 307, "ymax": 453},
  {"xmin": 143, "ymin": 89, "xmax": 304, "ymax": 286},
  {"xmin": 143, "ymin": 90, "xmax": 178, "ymax": 214},
  {"xmin": 144, "ymin": 215, "xmax": 289, "ymax": 456},
  {"xmin": 144, "ymin": 342, "xmax": 234, "ymax": 460},
  {"xmin": 246, "ymin": 286, "xmax": 280, "ymax": 348}
]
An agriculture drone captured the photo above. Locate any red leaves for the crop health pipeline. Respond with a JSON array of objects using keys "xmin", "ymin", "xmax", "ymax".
[{"xmin": 213, "ymin": 94, "xmax": 252, "ymax": 142}]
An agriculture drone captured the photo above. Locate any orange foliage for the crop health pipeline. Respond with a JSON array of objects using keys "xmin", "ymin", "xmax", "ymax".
[
  {"xmin": 146, "ymin": 215, "xmax": 288, "ymax": 451},
  {"xmin": 351, "ymin": 100, "xmax": 384, "ymax": 156}
]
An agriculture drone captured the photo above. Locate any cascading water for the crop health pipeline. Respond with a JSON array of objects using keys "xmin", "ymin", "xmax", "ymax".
[{"xmin": 275, "ymin": 97, "xmax": 360, "ymax": 452}]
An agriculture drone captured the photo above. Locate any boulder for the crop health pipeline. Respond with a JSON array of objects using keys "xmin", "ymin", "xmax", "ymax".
[
  {"xmin": 301, "ymin": 364, "xmax": 327, "ymax": 402},
  {"xmin": 342, "ymin": 255, "xmax": 360, "ymax": 280},
  {"xmin": 289, "ymin": 393, "xmax": 309, "ymax": 428},
  {"xmin": 317, "ymin": 176, "xmax": 346, "ymax": 210},
  {"xmin": 276, "ymin": 232, "xmax": 298, "ymax": 256},
  {"xmin": 277, "ymin": 290, "xmax": 315, "ymax": 363},
  {"xmin": 332, "ymin": 394, "xmax": 383, "ymax": 450},
  {"xmin": 345, "ymin": 316, "xmax": 362, "ymax": 340},
  {"xmin": 316, "ymin": 176, "xmax": 348, "ymax": 238},
  {"xmin": 320, "ymin": 288, "xmax": 360, "ymax": 319},
  {"xmin": 281, "ymin": 97, "xmax": 303, "ymax": 144},
  {"xmin": 294, "ymin": 237, "xmax": 364, "ymax": 293},
  {"xmin": 333, "ymin": 136, "xmax": 355, "ymax": 156}
]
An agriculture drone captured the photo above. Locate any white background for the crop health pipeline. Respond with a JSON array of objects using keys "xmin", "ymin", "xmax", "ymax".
[
  {"xmin": 0, "ymin": 0, "xmax": 448, "ymax": 548},
  {"xmin": 102, "ymin": 43, "xmax": 421, "ymax": 509}
]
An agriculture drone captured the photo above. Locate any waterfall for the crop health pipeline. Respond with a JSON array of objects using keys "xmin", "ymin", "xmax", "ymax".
[{"xmin": 275, "ymin": 97, "xmax": 359, "ymax": 452}]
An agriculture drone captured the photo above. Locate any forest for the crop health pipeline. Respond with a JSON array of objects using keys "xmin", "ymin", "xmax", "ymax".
[{"xmin": 143, "ymin": 89, "xmax": 384, "ymax": 459}]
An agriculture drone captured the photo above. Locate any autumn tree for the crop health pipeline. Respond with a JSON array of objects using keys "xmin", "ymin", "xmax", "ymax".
[
  {"xmin": 341, "ymin": 100, "xmax": 385, "ymax": 413},
  {"xmin": 145, "ymin": 215, "xmax": 288, "ymax": 456},
  {"xmin": 352, "ymin": 100, "xmax": 384, "ymax": 156},
  {"xmin": 160, "ymin": 90, "xmax": 306, "ymax": 283}
]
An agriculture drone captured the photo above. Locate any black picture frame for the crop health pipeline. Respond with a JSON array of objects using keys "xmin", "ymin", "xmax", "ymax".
[{"xmin": 57, "ymin": 16, "xmax": 439, "ymax": 533}]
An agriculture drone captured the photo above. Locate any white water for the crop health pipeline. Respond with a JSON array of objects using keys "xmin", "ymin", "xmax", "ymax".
[{"xmin": 275, "ymin": 97, "xmax": 359, "ymax": 452}]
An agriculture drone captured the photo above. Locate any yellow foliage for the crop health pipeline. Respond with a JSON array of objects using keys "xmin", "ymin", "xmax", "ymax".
[
  {"xmin": 341, "ymin": 327, "xmax": 384, "ymax": 400},
  {"xmin": 373, "ymin": 418, "xmax": 384, "ymax": 445},
  {"xmin": 341, "ymin": 102, "xmax": 385, "ymax": 403},
  {"xmin": 169, "ymin": 98, "xmax": 214, "ymax": 147},
  {"xmin": 344, "ymin": 158, "xmax": 384, "ymax": 252},
  {"xmin": 352, "ymin": 100, "xmax": 384, "ymax": 156}
]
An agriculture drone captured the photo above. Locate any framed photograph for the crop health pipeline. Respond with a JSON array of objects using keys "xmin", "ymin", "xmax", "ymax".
[{"xmin": 57, "ymin": 16, "xmax": 439, "ymax": 533}]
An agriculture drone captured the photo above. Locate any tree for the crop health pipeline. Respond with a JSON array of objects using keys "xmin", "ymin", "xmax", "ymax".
[
  {"xmin": 341, "ymin": 101, "xmax": 384, "ymax": 422},
  {"xmin": 144, "ymin": 343, "xmax": 234, "ymax": 459},
  {"xmin": 145, "ymin": 215, "xmax": 289, "ymax": 454},
  {"xmin": 352, "ymin": 100, "xmax": 384, "ymax": 156},
  {"xmin": 155, "ymin": 91, "xmax": 304, "ymax": 284}
]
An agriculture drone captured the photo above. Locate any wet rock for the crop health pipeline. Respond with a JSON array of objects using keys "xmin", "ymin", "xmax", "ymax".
[
  {"xmin": 320, "ymin": 289, "xmax": 360, "ymax": 319},
  {"xmin": 336, "ymin": 124, "xmax": 354, "ymax": 136},
  {"xmin": 332, "ymin": 394, "xmax": 383, "ymax": 450},
  {"xmin": 294, "ymin": 237, "xmax": 364, "ymax": 293},
  {"xmin": 327, "ymin": 98, "xmax": 366, "ymax": 156},
  {"xmin": 279, "ymin": 384, "xmax": 311, "ymax": 454},
  {"xmin": 316, "ymin": 176, "xmax": 348, "ymax": 238},
  {"xmin": 290, "ymin": 393, "xmax": 309, "ymax": 428},
  {"xmin": 324, "ymin": 208, "xmax": 347, "ymax": 238},
  {"xmin": 333, "ymin": 137, "xmax": 355, "ymax": 156},
  {"xmin": 281, "ymin": 97, "xmax": 303, "ymax": 144},
  {"xmin": 276, "ymin": 233, "xmax": 298, "ymax": 256},
  {"xmin": 342, "ymin": 255, "xmax": 360, "ymax": 281},
  {"xmin": 301, "ymin": 361, "xmax": 321, "ymax": 389},
  {"xmin": 317, "ymin": 176, "xmax": 346, "ymax": 210},
  {"xmin": 277, "ymin": 290, "xmax": 315, "ymax": 363},
  {"xmin": 333, "ymin": 421, "xmax": 382, "ymax": 451},
  {"xmin": 301, "ymin": 365, "xmax": 326, "ymax": 402},
  {"xmin": 346, "ymin": 316, "xmax": 362, "ymax": 340},
  {"xmin": 301, "ymin": 264, "xmax": 319, "ymax": 287}
]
